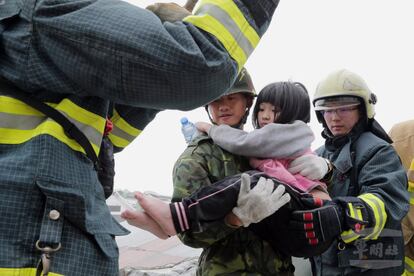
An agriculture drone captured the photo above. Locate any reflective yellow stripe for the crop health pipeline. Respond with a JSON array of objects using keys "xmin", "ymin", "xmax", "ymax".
[
  {"xmin": 0, "ymin": 119, "xmax": 100, "ymax": 154},
  {"xmin": 408, "ymin": 160, "xmax": 414, "ymax": 204},
  {"xmin": 0, "ymin": 95, "xmax": 43, "ymax": 115},
  {"xmin": 341, "ymin": 228, "xmax": 360, "ymax": 243},
  {"xmin": 406, "ymin": 256, "xmax": 414, "ymax": 274},
  {"xmin": 0, "ymin": 267, "xmax": 62, "ymax": 276},
  {"xmin": 340, "ymin": 203, "xmax": 361, "ymax": 243},
  {"xmin": 184, "ymin": 0, "xmax": 260, "ymax": 71},
  {"xmin": 347, "ymin": 203, "xmax": 363, "ymax": 222},
  {"xmin": 111, "ymin": 110, "xmax": 141, "ymax": 137},
  {"xmin": 409, "ymin": 184, "xmax": 414, "ymax": 205},
  {"xmin": 109, "ymin": 110, "xmax": 141, "ymax": 149},
  {"xmin": 185, "ymin": 14, "xmax": 247, "ymax": 70},
  {"xmin": 51, "ymin": 99, "xmax": 105, "ymax": 134},
  {"xmin": 0, "ymin": 96, "xmax": 105, "ymax": 155},
  {"xmin": 195, "ymin": 0, "xmax": 259, "ymax": 52},
  {"xmin": 359, "ymin": 193, "xmax": 387, "ymax": 240},
  {"xmin": 409, "ymin": 159, "xmax": 414, "ymax": 173},
  {"xmin": 408, "ymin": 182, "xmax": 414, "ymax": 193},
  {"xmin": 107, "ymin": 132, "xmax": 129, "ymax": 149}
]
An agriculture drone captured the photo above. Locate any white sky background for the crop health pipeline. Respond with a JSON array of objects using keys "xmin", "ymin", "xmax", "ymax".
[{"xmin": 115, "ymin": 0, "xmax": 414, "ymax": 196}]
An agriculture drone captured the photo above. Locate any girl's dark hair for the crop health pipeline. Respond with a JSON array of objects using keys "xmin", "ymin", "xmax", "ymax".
[{"xmin": 252, "ymin": 81, "xmax": 310, "ymax": 128}]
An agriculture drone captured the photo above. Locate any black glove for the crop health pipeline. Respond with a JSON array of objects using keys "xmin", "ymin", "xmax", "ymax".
[{"xmin": 288, "ymin": 197, "xmax": 370, "ymax": 247}]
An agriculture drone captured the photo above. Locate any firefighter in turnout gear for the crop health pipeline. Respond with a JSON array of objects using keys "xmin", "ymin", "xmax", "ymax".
[
  {"xmin": 0, "ymin": 0, "xmax": 281, "ymax": 274},
  {"xmin": 289, "ymin": 69, "xmax": 409, "ymax": 275},
  {"xmin": 389, "ymin": 120, "xmax": 414, "ymax": 275}
]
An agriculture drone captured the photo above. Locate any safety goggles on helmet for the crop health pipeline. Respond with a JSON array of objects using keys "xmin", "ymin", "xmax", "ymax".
[
  {"xmin": 314, "ymin": 96, "xmax": 360, "ymax": 111},
  {"xmin": 319, "ymin": 104, "xmax": 360, "ymax": 118}
]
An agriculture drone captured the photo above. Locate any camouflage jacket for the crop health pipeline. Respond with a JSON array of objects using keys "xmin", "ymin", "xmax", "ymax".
[{"xmin": 172, "ymin": 135, "xmax": 294, "ymax": 275}]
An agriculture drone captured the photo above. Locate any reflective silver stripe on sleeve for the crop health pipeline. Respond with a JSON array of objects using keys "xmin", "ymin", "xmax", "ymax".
[
  {"xmin": 111, "ymin": 125, "xmax": 136, "ymax": 143},
  {"xmin": 0, "ymin": 110, "xmax": 102, "ymax": 148},
  {"xmin": 0, "ymin": 112, "xmax": 44, "ymax": 129},
  {"xmin": 197, "ymin": 4, "xmax": 254, "ymax": 57}
]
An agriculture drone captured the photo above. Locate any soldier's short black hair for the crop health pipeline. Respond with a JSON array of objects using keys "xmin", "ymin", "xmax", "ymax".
[{"xmin": 252, "ymin": 81, "xmax": 310, "ymax": 128}]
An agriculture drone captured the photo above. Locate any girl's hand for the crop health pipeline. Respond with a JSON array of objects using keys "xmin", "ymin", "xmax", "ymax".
[{"xmin": 195, "ymin": 121, "xmax": 212, "ymax": 133}]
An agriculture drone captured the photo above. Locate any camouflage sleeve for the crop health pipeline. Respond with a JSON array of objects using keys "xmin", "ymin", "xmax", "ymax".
[{"xmin": 172, "ymin": 144, "xmax": 237, "ymax": 248}]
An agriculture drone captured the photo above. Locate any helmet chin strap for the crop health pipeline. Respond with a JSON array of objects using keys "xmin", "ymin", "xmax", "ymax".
[{"xmin": 236, "ymin": 108, "xmax": 250, "ymax": 128}]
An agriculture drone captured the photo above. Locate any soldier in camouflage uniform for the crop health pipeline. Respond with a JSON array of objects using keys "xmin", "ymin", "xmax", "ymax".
[{"xmin": 172, "ymin": 68, "xmax": 295, "ymax": 275}]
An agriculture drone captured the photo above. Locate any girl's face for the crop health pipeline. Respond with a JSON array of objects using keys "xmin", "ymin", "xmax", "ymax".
[{"xmin": 258, "ymin": 102, "xmax": 278, "ymax": 128}]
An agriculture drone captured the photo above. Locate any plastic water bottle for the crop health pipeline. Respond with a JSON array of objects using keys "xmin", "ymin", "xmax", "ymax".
[{"xmin": 180, "ymin": 117, "xmax": 199, "ymax": 143}]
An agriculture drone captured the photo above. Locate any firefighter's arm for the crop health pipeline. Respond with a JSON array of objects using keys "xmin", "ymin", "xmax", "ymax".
[
  {"xmin": 402, "ymin": 159, "xmax": 414, "ymax": 244},
  {"xmin": 288, "ymin": 196, "xmax": 382, "ymax": 247},
  {"xmin": 289, "ymin": 145, "xmax": 409, "ymax": 246},
  {"xmin": 108, "ymin": 105, "xmax": 160, "ymax": 152},
  {"xmin": 338, "ymin": 193, "xmax": 386, "ymax": 243},
  {"xmin": 31, "ymin": 0, "xmax": 280, "ymax": 109},
  {"xmin": 402, "ymin": 204, "xmax": 414, "ymax": 245},
  {"xmin": 343, "ymin": 145, "xmax": 409, "ymax": 243}
]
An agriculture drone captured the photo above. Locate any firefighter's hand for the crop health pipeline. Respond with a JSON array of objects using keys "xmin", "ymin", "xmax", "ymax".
[
  {"xmin": 232, "ymin": 173, "xmax": 291, "ymax": 227},
  {"xmin": 289, "ymin": 196, "xmax": 370, "ymax": 246},
  {"xmin": 183, "ymin": 0, "xmax": 198, "ymax": 12},
  {"xmin": 146, "ymin": 2, "xmax": 191, "ymax": 23},
  {"xmin": 288, "ymin": 197, "xmax": 343, "ymax": 246},
  {"xmin": 288, "ymin": 154, "xmax": 330, "ymax": 180}
]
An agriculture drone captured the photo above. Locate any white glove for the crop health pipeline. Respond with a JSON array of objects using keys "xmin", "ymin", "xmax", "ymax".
[
  {"xmin": 232, "ymin": 173, "xmax": 291, "ymax": 227},
  {"xmin": 288, "ymin": 154, "xmax": 329, "ymax": 180}
]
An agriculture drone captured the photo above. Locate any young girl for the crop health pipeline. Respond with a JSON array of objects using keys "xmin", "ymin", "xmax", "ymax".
[
  {"xmin": 122, "ymin": 81, "xmax": 332, "ymax": 257},
  {"xmin": 198, "ymin": 81, "xmax": 330, "ymax": 200}
]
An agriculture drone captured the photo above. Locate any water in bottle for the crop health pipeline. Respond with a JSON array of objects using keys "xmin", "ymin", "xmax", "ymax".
[{"xmin": 180, "ymin": 117, "xmax": 198, "ymax": 143}]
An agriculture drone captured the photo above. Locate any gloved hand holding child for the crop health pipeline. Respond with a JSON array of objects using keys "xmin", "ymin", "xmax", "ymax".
[
  {"xmin": 232, "ymin": 173, "xmax": 291, "ymax": 227},
  {"xmin": 288, "ymin": 196, "xmax": 371, "ymax": 246},
  {"xmin": 288, "ymin": 154, "xmax": 330, "ymax": 180}
]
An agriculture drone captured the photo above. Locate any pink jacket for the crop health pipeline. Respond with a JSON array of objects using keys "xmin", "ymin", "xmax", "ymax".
[
  {"xmin": 250, "ymin": 153, "xmax": 327, "ymax": 193},
  {"xmin": 209, "ymin": 122, "xmax": 327, "ymax": 193}
]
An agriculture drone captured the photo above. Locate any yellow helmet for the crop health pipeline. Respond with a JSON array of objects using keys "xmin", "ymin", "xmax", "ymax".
[{"xmin": 313, "ymin": 69, "xmax": 377, "ymax": 120}]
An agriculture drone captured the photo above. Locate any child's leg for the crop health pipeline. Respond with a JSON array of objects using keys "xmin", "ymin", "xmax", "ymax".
[
  {"xmin": 136, "ymin": 172, "xmax": 244, "ymax": 235},
  {"xmin": 137, "ymin": 172, "xmax": 262, "ymax": 235},
  {"xmin": 174, "ymin": 172, "xmax": 253, "ymax": 232},
  {"xmin": 120, "ymin": 209, "xmax": 170, "ymax": 240},
  {"xmin": 135, "ymin": 192, "xmax": 178, "ymax": 236}
]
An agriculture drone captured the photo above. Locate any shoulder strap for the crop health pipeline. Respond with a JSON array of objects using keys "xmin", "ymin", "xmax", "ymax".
[
  {"xmin": 347, "ymin": 142, "xmax": 359, "ymax": 196},
  {"xmin": 1, "ymin": 81, "xmax": 100, "ymax": 170}
]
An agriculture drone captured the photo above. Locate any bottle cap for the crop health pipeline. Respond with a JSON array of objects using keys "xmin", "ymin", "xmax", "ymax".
[{"xmin": 180, "ymin": 117, "xmax": 189, "ymax": 125}]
